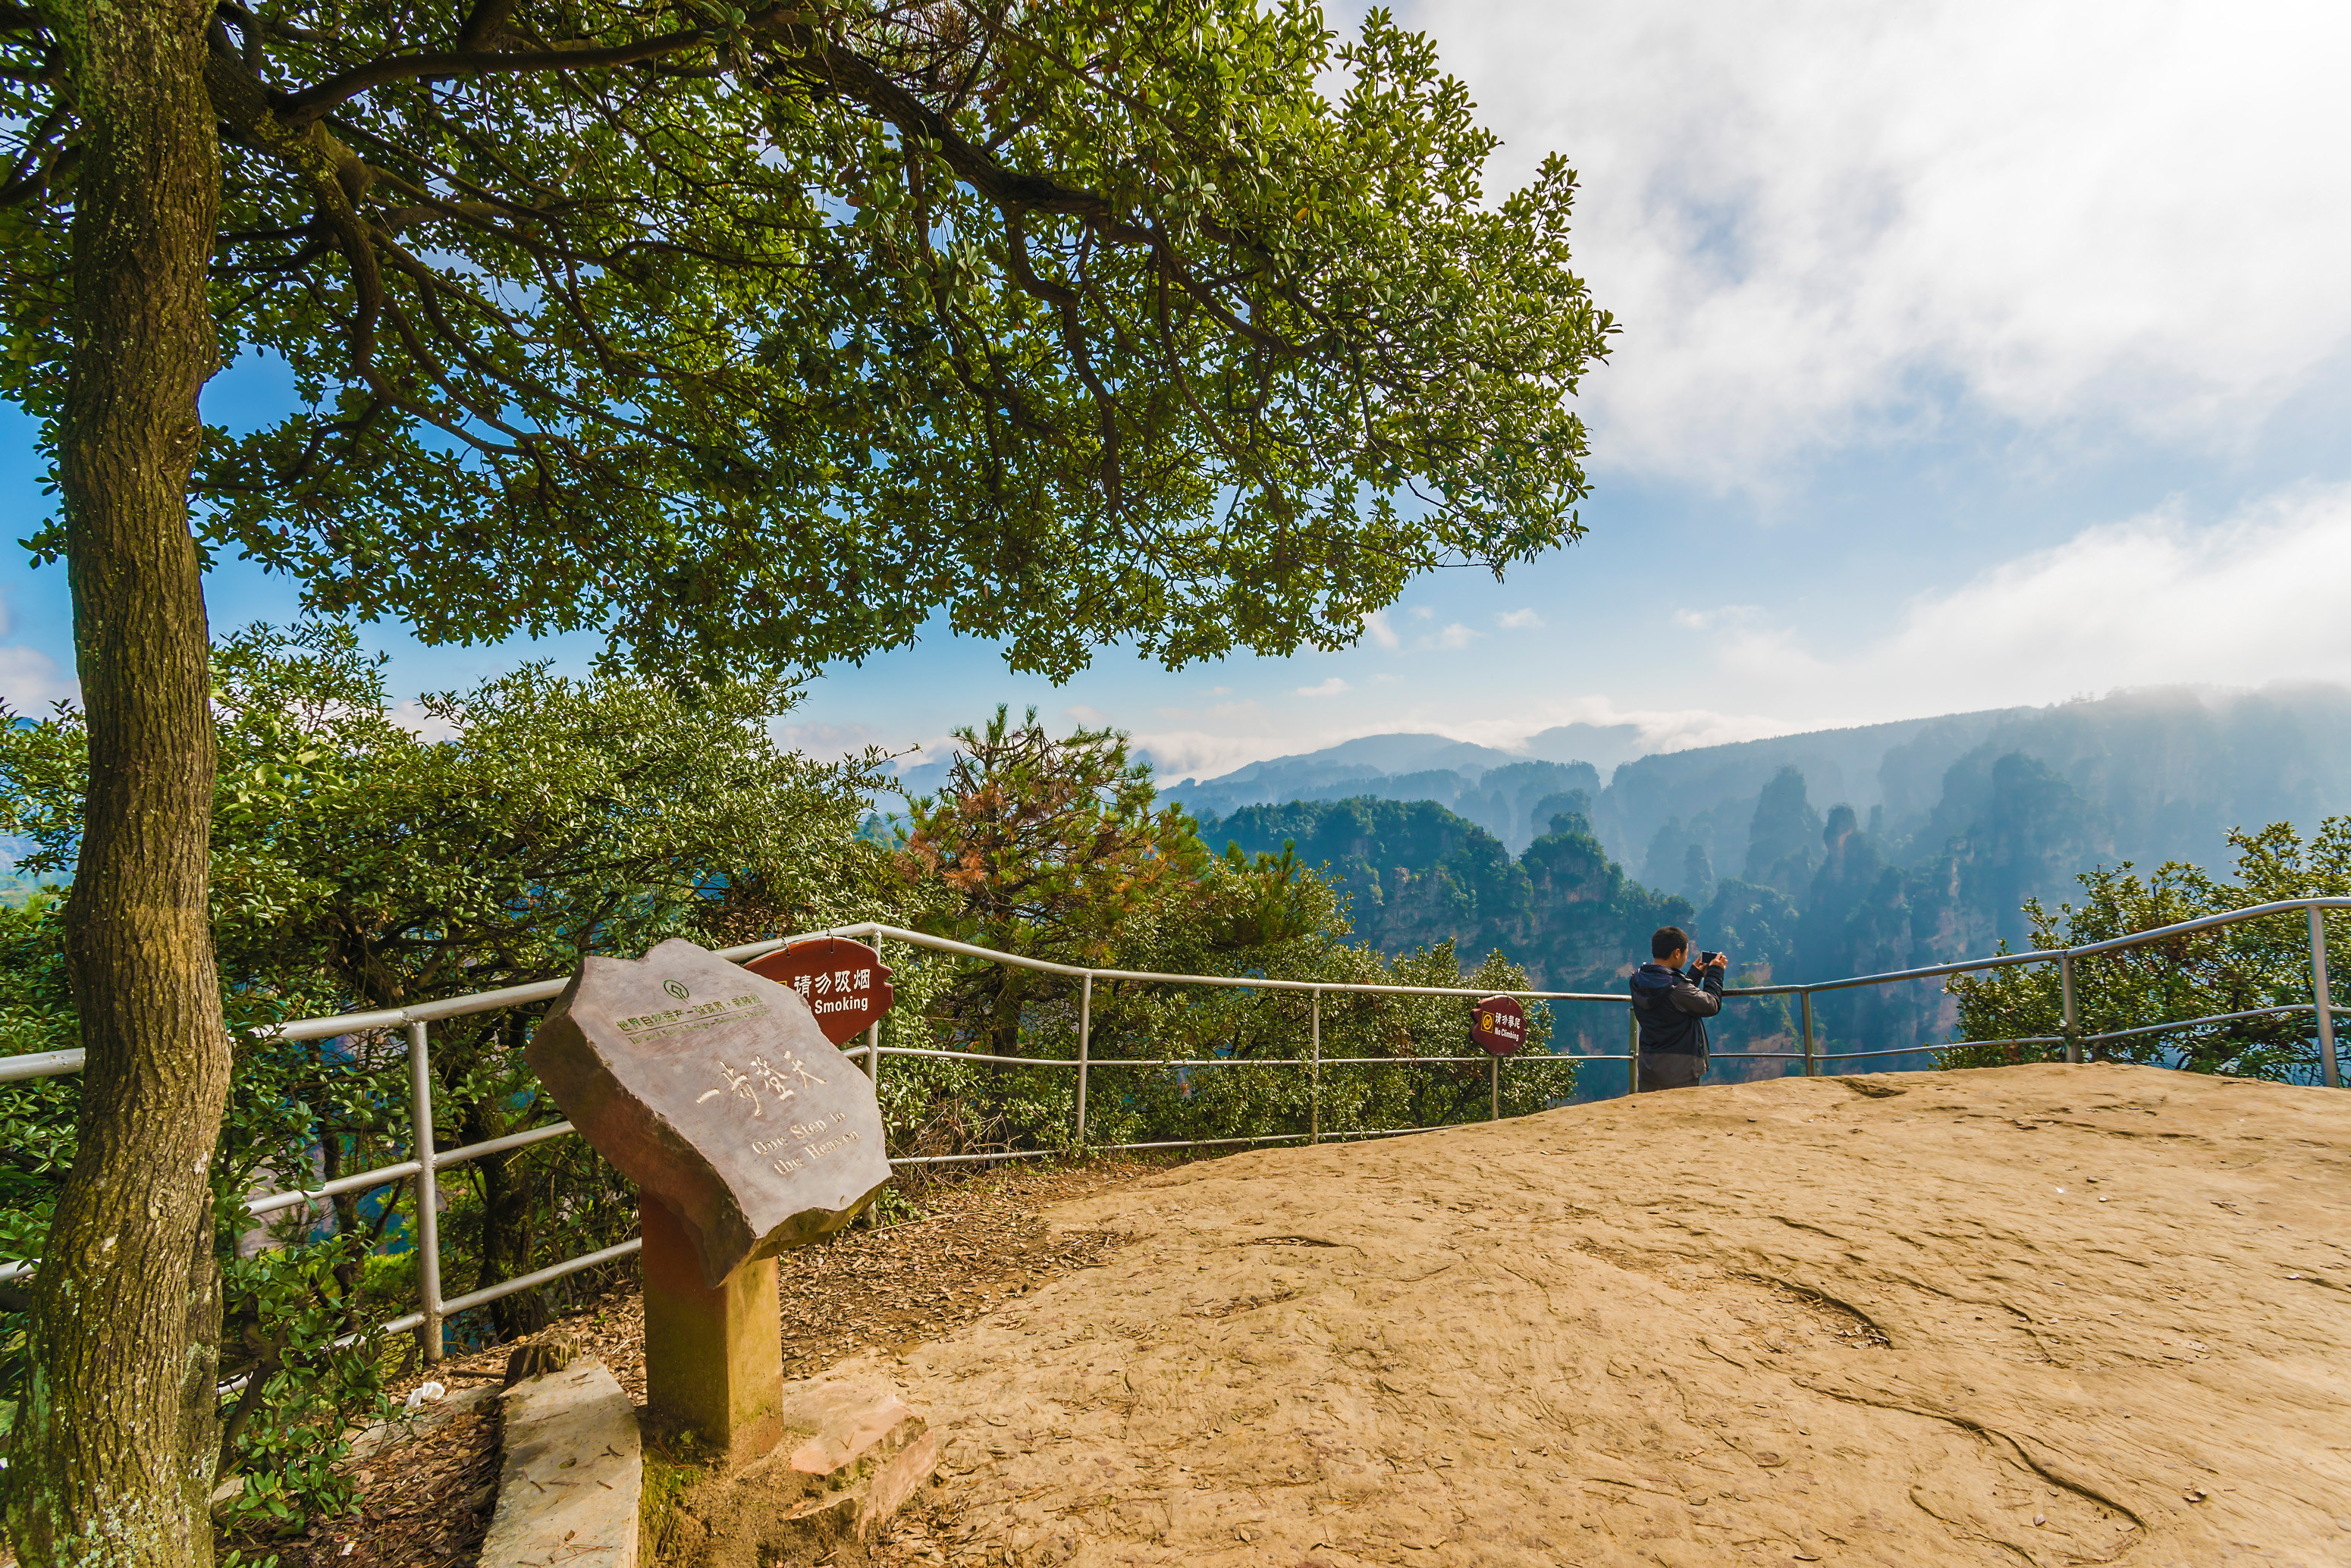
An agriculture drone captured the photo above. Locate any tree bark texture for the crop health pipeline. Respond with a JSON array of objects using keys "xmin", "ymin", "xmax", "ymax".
[{"xmin": 3, "ymin": 0, "xmax": 228, "ymax": 1557}]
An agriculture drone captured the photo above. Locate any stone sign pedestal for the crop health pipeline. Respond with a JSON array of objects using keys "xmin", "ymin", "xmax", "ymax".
[
  {"xmin": 640, "ymin": 1195, "xmax": 783, "ymax": 1460},
  {"xmin": 524, "ymin": 936, "xmax": 895, "ymax": 1467}
]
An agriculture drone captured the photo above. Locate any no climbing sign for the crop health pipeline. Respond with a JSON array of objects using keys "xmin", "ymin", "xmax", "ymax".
[{"xmin": 1470, "ymin": 994, "xmax": 1527, "ymax": 1056}]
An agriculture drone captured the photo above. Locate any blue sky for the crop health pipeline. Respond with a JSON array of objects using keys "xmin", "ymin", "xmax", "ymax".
[{"xmin": 7, "ymin": 0, "xmax": 2350, "ymax": 782}]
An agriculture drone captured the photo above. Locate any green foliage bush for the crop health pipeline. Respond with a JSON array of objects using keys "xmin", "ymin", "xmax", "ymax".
[
  {"xmin": 1939, "ymin": 820, "xmax": 2350, "ymax": 1082},
  {"xmin": 879, "ymin": 712, "xmax": 1574, "ymax": 1159},
  {"xmin": 210, "ymin": 1237, "xmax": 394, "ymax": 1549}
]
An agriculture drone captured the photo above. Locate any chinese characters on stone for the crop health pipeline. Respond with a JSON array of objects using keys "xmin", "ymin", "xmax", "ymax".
[{"xmin": 697, "ymin": 1047, "xmax": 827, "ymax": 1118}]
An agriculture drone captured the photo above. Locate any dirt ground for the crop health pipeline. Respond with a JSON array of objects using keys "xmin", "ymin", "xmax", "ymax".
[
  {"xmin": 869, "ymin": 1065, "xmax": 2350, "ymax": 1568},
  {"xmin": 307, "ymin": 1159, "xmax": 1152, "ymax": 1566},
  {"xmin": 327, "ymin": 1066, "xmax": 2350, "ymax": 1566}
]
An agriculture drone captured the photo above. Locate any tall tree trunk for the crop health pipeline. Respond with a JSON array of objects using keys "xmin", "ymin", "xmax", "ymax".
[{"xmin": 3, "ymin": 0, "xmax": 227, "ymax": 1558}]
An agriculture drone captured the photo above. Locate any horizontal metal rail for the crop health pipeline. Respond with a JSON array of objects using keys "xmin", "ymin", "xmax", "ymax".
[
  {"xmin": 1311, "ymin": 1122, "xmax": 1485, "ymax": 1143},
  {"xmin": 1085, "ymin": 1053, "xmax": 1503, "ymax": 1069},
  {"xmin": 887, "ymin": 1148, "xmax": 1056, "ymax": 1168},
  {"xmin": 246, "ymin": 1161, "xmax": 425, "ymax": 1220},
  {"xmin": 1098, "ymin": 1132, "xmax": 1310, "ymax": 1152},
  {"xmin": 868, "ymin": 1045, "xmax": 1063, "ymax": 1067},
  {"xmin": 1814, "ymin": 1046, "xmax": 1941, "ymax": 1061},
  {"xmin": 435, "ymin": 1238, "xmax": 643, "ymax": 1319},
  {"xmin": 435, "ymin": 1121, "xmax": 575, "ymax": 1169},
  {"xmin": 2080, "ymin": 1002, "xmax": 2319, "ymax": 1044},
  {"xmin": 1724, "ymin": 947, "xmax": 2052, "ymax": 996},
  {"xmin": 2066, "ymin": 896, "xmax": 2351, "ymax": 958},
  {"xmin": 6, "ymin": 895, "xmax": 2343, "ymax": 1350},
  {"xmin": 0, "ymin": 1047, "xmax": 85, "ymax": 1084}
]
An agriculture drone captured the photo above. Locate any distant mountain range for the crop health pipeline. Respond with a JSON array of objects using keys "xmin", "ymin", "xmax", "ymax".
[
  {"xmin": 1181, "ymin": 683, "xmax": 2351, "ymax": 1081},
  {"xmin": 868, "ymin": 685, "xmax": 2351, "ymax": 1077},
  {"xmin": 884, "ymin": 720, "xmax": 1656, "ymax": 820},
  {"xmin": 1162, "ymin": 717, "xmax": 1976, "ymax": 852},
  {"xmin": 1166, "ymin": 685, "xmax": 2351, "ymax": 879},
  {"xmin": 1164, "ymin": 721, "xmax": 1656, "ymax": 794}
]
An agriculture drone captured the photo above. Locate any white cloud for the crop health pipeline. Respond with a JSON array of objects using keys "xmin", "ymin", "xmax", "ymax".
[
  {"xmin": 1124, "ymin": 689, "xmax": 1804, "ymax": 786},
  {"xmin": 771, "ymin": 720, "xmax": 931, "ymax": 760},
  {"xmin": 1671, "ymin": 605, "xmax": 1769, "ymax": 636},
  {"xmin": 1361, "ymin": 610, "xmax": 1401, "ymax": 651},
  {"xmin": 1063, "ymin": 704, "xmax": 1113, "ymax": 727},
  {"xmin": 1091, "ymin": 481, "xmax": 2351, "ymax": 780},
  {"xmin": 1429, "ymin": 622, "xmax": 1477, "ymax": 651},
  {"xmin": 0, "ymin": 642, "xmax": 71, "ymax": 714},
  {"xmin": 389, "ymin": 698, "xmax": 463, "ymax": 744},
  {"xmin": 1699, "ymin": 483, "xmax": 2351, "ymax": 720},
  {"xmin": 0, "ymin": 596, "xmax": 73, "ymax": 713},
  {"xmin": 1415, "ymin": 0, "xmax": 2351, "ymax": 483},
  {"xmin": 1131, "ymin": 701, "xmax": 1284, "ymax": 779},
  {"xmin": 1496, "ymin": 608, "xmax": 1544, "ymax": 630},
  {"xmin": 1132, "ymin": 732, "xmax": 1285, "ymax": 780},
  {"xmin": 1408, "ymin": 606, "xmax": 1435, "ymax": 622}
]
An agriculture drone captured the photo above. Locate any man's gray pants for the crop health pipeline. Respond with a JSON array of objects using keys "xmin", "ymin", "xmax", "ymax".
[{"xmin": 1635, "ymin": 1051, "xmax": 1706, "ymax": 1092}]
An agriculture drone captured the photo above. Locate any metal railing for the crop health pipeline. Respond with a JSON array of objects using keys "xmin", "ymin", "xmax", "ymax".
[{"xmin": 2, "ymin": 899, "xmax": 2343, "ymax": 1361}]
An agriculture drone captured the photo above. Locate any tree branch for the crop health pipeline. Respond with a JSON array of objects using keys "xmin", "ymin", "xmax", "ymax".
[{"xmin": 280, "ymin": 27, "xmax": 714, "ymax": 126}]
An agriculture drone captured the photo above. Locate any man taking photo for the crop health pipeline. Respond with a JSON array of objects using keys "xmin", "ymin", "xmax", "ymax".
[{"xmin": 1630, "ymin": 926, "xmax": 1727, "ymax": 1092}]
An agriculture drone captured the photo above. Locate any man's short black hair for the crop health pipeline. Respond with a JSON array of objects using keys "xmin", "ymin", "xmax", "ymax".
[{"xmin": 1651, "ymin": 926, "xmax": 1690, "ymax": 961}]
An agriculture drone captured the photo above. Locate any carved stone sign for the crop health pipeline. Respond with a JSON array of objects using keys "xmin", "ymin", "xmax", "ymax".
[
  {"xmin": 1471, "ymin": 995, "xmax": 1528, "ymax": 1056},
  {"xmin": 743, "ymin": 936, "xmax": 895, "ymax": 1046},
  {"xmin": 526, "ymin": 937, "xmax": 891, "ymax": 1290}
]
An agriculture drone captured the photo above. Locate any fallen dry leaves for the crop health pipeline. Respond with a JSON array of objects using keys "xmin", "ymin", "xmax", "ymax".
[{"xmin": 246, "ymin": 1388, "xmax": 503, "ymax": 1568}]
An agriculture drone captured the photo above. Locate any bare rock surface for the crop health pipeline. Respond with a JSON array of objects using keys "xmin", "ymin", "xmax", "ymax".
[
  {"xmin": 889, "ymin": 1065, "xmax": 2350, "ymax": 1567},
  {"xmin": 655, "ymin": 1353, "xmax": 938, "ymax": 1566}
]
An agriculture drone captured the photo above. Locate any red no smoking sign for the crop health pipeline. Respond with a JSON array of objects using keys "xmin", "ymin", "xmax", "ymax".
[{"xmin": 742, "ymin": 936, "xmax": 895, "ymax": 1046}]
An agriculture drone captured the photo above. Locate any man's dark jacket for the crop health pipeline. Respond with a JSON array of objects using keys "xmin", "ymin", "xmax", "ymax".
[{"xmin": 1629, "ymin": 962, "xmax": 1723, "ymax": 1060}]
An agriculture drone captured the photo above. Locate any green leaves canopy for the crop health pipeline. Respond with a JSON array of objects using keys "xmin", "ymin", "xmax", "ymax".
[
  {"xmin": 2, "ymin": 622, "xmax": 893, "ymax": 1020},
  {"xmin": 2, "ymin": 1, "xmax": 1612, "ymax": 682}
]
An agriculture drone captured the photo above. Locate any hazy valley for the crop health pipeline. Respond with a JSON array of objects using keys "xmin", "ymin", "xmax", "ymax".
[{"xmin": 1146, "ymin": 685, "xmax": 2351, "ymax": 1078}]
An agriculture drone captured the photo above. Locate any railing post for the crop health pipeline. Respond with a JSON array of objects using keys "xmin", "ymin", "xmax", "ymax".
[
  {"xmin": 1490, "ymin": 1049, "xmax": 1501, "ymax": 1121},
  {"xmin": 1800, "ymin": 991, "xmax": 1815, "ymax": 1077},
  {"xmin": 407, "ymin": 1020, "xmax": 444, "ymax": 1363},
  {"xmin": 1628, "ymin": 1007, "xmax": 1639, "ymax": 1096},
  {"xmin": 1309, "ymin": 989, "xmax": 1321, "ymax": 1145},
  {"xmin": 1077, "ymin": 971, "xmax": 1092, "ymax": 1146},
  {"xmin": 2311, "ymin": 905, "xmax": 2341, "ymax": 1090},
  {"xmin": 2060, "ymin": 952, "xmax": 2081, "ymax": 1065},
  {"xmin": 862, "ymin": 937, "xmax": 882, "ymax": 1087}
]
